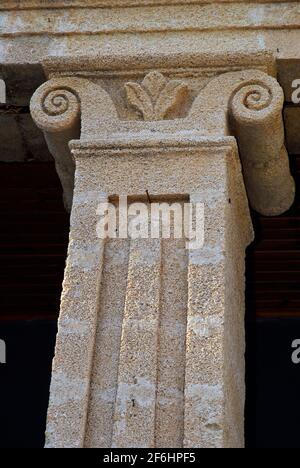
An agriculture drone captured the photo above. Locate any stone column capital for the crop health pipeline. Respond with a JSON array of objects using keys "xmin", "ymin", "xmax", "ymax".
[{"xmin": 30, "ymin": 55, "xmax": 295, "ymax": 215}]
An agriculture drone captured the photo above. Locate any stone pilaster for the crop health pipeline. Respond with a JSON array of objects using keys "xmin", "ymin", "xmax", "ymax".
[{"xmin": 30, "ymin": 54, "xmax": 295, "ymax": 448}]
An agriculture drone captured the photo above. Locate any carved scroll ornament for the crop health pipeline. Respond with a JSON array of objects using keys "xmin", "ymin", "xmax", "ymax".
[
  {"xmin": 30, "ymin": 67, "xmax": 295, "ymax": 217},
  {"xmin": 229, "ymin": 75, "xmax": 295, "ymax": 216}
]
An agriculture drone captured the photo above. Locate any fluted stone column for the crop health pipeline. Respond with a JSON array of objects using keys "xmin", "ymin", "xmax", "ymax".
[{"xmin": 30, "ymin": 54, "xmax": 295, "ymax": 448}]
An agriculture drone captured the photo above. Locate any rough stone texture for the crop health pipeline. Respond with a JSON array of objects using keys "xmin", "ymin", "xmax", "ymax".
[
  {"xmin": 2, "ymin": 0, "xmax": 298, "ymax": 449},
  {"xmin": 46, "ymin": 135, "xmax": 253, "ymax": 448},
  {"xmin": 2, "ymin": 1, "xmax": 300, "ymax": 67},
  {"xmin": 28, "ymin": 48, "xmax": 295, "ymax": 448},
  {"xmin": 0, "ymin": 0, "xmax": 294, "ymax": 7},
  {"xmin": 30, "ymin": 56, "xmax": 294, "ymax": 215}
]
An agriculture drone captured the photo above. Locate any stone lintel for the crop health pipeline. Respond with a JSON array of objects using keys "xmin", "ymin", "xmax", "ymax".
[{"xmin": 0, "ymin": 1, "xmax": 294, "ymax": 9}]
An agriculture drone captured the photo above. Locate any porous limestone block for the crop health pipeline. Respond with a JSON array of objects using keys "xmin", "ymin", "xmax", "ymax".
[{"xmin": 44, "ymin": 136, "xmax": 253, "ymax": 448}]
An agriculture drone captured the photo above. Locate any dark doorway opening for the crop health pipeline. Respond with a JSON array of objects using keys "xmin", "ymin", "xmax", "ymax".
[
  {"xmin": 245, "ymin": 152, "xmax": 300, "ymax": 448},
  {"xmin": 0, "ymin": 162, "xmax": 69, "ymax": 448}
]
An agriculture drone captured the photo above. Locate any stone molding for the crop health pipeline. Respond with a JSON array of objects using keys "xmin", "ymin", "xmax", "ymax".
[
  {"xmin": 0, "ymin": 1, "xmax": 295, "ymax": 10},
  {"xmin": 2, "ymin": 3, "xmax": 300, "ymax": 37},
  {"xmin": 42, "ymin": 51, "xmax": 276, "ymax": 80},
  {"xmin": 30, "ymin": 54, "xmax": 295, "ymax": 216},
  {"xmin": 3, "ymin": 2, "xmax": 300, "ymax": 72}
]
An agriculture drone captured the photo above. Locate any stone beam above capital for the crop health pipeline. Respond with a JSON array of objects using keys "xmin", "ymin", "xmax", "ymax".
[{"xmin": 30, "ymin": 55, "xmax": 295, "ymax": 216}]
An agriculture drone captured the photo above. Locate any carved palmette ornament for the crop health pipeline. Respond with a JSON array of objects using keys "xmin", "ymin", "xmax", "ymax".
[
  {"xmin": 30, "ymin": 69, "xmax": 295, "ymax": 217},
  {"xmin": 125, "ymin": 71, "xmax": 188, "ymax": 120}
]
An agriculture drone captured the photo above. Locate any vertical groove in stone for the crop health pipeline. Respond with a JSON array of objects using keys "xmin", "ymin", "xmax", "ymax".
[
  {"xmin": 84, "ymin": 239, "xmax": 130, "ymax": 448},
  {"xmin": 155, "ymin": 238, "xmax": 189, "ymax": 448},
  {"xmin": 112, "ymin": 238, "xmax": 162, "ymax": 448}
]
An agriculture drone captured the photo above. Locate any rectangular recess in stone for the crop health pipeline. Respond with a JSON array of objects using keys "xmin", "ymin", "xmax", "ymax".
[{"xmin": 86, "ymin": 196, "xmax": 189, "ymax": 448}]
